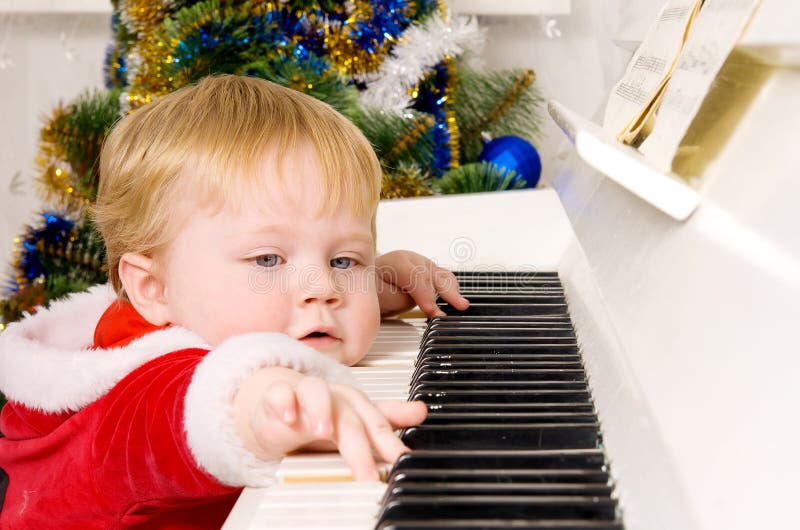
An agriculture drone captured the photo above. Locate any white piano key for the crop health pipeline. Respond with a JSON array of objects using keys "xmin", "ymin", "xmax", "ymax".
[
  {"xmin": 357, "ymin": 381, "xmax": 409, "ymax": 391},
  {"xmin": 364, "ymin": 349, "xmax": 419, "ymax": 358},
  {"xmin": 251, "ymin": 483, "xmax": 384, "ymax": 530},
  {"xmin": 356, "ymin": 379, "xmax": 408, "ymax": 386},
  {"xmin": 258, "ymin": 481, "xmax": 385, "ymax": 496},
  {"xmin": 356, "ymin": 356, "xmax": 416, "ymax": 367},
  {"xmin": 276, "ymin": 452, "xmax": 392, "ymax": 482},
  {"xmin": 370, "ymin": 342, "xmax": 419, "ymax": 348},
  {"xmin": 356, "ymin": 372, "xmax": 411, "ymax": 388},
  {"xmin": 350, "ymin": 366, "xmax": 412, "ymax": 375},
  {"xmin": 256, "ymin": 516, "xmax": 376, "ymax": 530},
  {"xmin": 261, "ymin": 501, "xmax": 377, "ymax": 514},
  {"xmin": 369, "ymin": 345, "xmax": 419, "ymax": 351},
  {"xmin": 362, "ymin": 387, "xmax": 409, "ymax": 400}
]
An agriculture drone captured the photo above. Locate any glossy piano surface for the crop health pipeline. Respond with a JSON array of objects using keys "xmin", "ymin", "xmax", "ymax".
[{"xmin": 549, "ymin": 24, "xmax": 800, "ymax": 530}]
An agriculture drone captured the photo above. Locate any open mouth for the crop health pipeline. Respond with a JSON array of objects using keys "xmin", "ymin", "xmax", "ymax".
[{"xmin": 299, "ymin": 329, "xmax": 340, "ymax": 347}]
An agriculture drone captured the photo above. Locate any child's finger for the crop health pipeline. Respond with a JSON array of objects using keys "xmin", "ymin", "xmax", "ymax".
[
  {"xmin": 432, "ymin": 266, "xmax": 470, "ymax": 311},
  {"xmin": 262, "ymin": 380, "xmax": 298, "ymax": 425},
  {"xmin": 334, "ymin": 407, "xmax": 380, "ymax": 481},
  {"xmin": 349, "ymin": 398, "xmax": 423, "ymax": 465},
  {"xmin": 375, "ymin": 400, "xmax": 428, "ymax": 429},
  {"xmin": 402, "ymin": 265, "xmax": 443, "ymax": 317},
  {"xmin": 295, "ymin": 376, "xmax": 333, "ymax": 438}
]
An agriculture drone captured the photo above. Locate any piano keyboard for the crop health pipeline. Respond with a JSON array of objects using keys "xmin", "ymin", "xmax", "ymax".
[{"xmin": 223, "ymin": 272, "xmax": 623, "ymax": 530}]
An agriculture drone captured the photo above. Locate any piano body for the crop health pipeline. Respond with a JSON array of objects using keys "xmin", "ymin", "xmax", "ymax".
[{"xmin": 224, "ymin": 1, "xmax": 800, "ymax": 529}]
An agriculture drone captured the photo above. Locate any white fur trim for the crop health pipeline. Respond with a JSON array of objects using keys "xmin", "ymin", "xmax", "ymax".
[
  {"xmin": 0, "ymin": 284, "xmax": 209, "ymax": 412},
  {"xmin": 183, "ymin": 332, "xmax": 357, "ymax": 487}
]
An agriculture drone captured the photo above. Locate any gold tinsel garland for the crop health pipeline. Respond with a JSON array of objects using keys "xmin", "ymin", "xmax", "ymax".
[
  {"xmin": 35, "ymin": 106, "xmax": 93, "ymax": 209},
  {"xmin": 121, "ymin": 0, "xmax": 174, "ymax": 35},
  {"xmin": 388, "ymin": 114, "xmax": 435, "ymax": 161},
  {"xmin": 443, "ymin": 56, "xmax": 460, "ymax": 168},
  {"xmin": 381, "ymin": 164, "xmax": 434, "ymax": 199}
]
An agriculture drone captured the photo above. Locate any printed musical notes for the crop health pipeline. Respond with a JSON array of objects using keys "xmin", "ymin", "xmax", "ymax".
[
  {"xmin": 603, "ymin": 0, "xmax": 703, "ymax": 145},
  {"xmin": 603, "ymin": 0, "xmax": 763, "ymax": 173},
  {"xmin": 639, "ymin": 0, "xmax": 763, "ymax": 172}
]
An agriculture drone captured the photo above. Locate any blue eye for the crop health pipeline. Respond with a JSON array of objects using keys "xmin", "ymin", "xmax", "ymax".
[
  {"xmin": 330, "ymin": 257, "xmax": 354, "ymax": 269},
  {"xmin": 255, "ymin": 254, "xmax": 283, "ymax": 268}
]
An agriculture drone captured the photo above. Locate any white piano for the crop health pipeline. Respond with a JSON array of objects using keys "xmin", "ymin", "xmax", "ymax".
[{"xmin": 223, "ymin": 1, "xmax": 800, "ymax": 528}]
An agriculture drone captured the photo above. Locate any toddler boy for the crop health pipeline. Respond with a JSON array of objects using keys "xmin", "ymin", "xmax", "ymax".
[{"xmin": 0, "ymin": 74, "xmax": 467, "ymax": 528}]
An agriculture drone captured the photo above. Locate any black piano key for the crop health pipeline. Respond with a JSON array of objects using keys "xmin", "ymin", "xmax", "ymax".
[
  {"xmin": 430, "ymin": 314, "xmax": 571, "ymax": 321},
  {"xmin": 427, "ymin": 320, "xmax": 572, "ymax": 326},
  {"xmin": 453, "ymin": 270, "xmax": 560, "ymax": 278},
  {"xmin": 410, "ymin": 389, "xmax": 592, "ymax": 404},
  {"xmin": 413, "ymin": 369, "xmax": 586, "ymax": 383},
  {"xmin": 422, "ymin": 327, "xmax": 574, "ymax": 342},
  {"xmin": 385, "ymin": 482, "xmax": 614, "ymax": 500},
  {"xmin": 386, "ymin": 469, "xmax": 611, "ymax": 485},
  {"xmin": 454, "ymin": 280, "xmax": 562, "ymax": 290},
  {"xmin": 410, "ymin": 370, "xmax": 585, "ymax": 391},
  {"xmin": 393, "ymin": 449, "xmax": 607, "ymax": 471},
  {"xmin": 411, "ymin": 381, "xmax": 588, "ymax": 392},
  {"xmin": 456, "ymin": 278, "xmax": 564, "ymax": 286},
  {"xmin": 458, "ymin": 289, "xmax": 566, "ymax": 296},
  {"xmin": 422, "ymin": 412, "xmax": 597, "ymax": 425},
  {"xmin": 417, "ymin": 360, "xmax": 584, "ymax": 371},
  {"xmin": 421, "ymin": 338, "xmax": 579, "ymax": 349},
  {"xmin": 378, "ymin": 520, "xmax": 623, "ymax": 530},
  {"xmin": 422, "ymin": 335, "xmax": 575, "ymax": 344},
  {"xmin": 377, "ymin": 495, "xmax": 617, "ymax": 524},
  {"xmin": 421, "ymin": 345, "xmax": 580, "ymax": 356},
  {"xmin": 454, "ymin": 282, "xmax": 563, "ymax": 289},
  {"xmin": 437, "ymin": 303, "xmax": 568, "ymax": 317},
  {"xmin": 428, "ymin": 316, "xmax": 572, "ymax": 326},
  {"xmin": 445, "ymin": 294, "xmax": 567, "ymax": 304},
  {"xmin": 410, "ymin": 383, "xmax": 589, "ymax": 395},
  {"xmin": 400, "ymin": 423, "xmax": 599, "ymax": 450},
  {"xmin": 423, "ymin": 331, "xmax": 576, "ymax": 344},
  {"xmin": 426, "ymin": 403, "xmax": 596, "ymax": 414},
  {"xmin": 418, "ymin": 354, "xmax": 582, "ymax": 364},
  {"xmin": 414, "ymin": 366, "xmax": 585, "ymax": 384}
]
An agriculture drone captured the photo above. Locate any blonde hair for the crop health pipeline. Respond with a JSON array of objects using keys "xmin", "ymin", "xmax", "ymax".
[{"xmin": 94, "ymin": 74, "xmax": 382, "ymax": 294}]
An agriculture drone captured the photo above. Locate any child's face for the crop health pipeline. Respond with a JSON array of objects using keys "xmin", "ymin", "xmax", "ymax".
[{"xmin": 156, "ymin": 145, "xmax": 381, "ymax": 366}]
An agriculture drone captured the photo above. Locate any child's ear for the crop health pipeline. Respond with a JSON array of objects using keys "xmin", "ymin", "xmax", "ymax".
[{"xmin": 118, "ymin": 252, "xmax": 171, "ymax": 326}]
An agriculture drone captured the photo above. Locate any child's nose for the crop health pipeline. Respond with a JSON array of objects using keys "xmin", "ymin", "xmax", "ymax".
[{"xmin": 298, "ymin": 269, "xmax": 342, "ymax": 307}]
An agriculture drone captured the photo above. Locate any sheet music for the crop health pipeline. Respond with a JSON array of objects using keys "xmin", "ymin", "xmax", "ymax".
[
  {"xmin": 602, "ymin": 0, "xmax": 704, "ymax": 143},
  {"xmin": 639, "ymin": 0, "xmax": 762, "ymax": 172}
]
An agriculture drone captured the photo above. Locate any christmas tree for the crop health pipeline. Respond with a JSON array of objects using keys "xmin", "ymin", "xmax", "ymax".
[{"xmin": 0, "ymin": 0, "xmax": 542, "ymax": 345}]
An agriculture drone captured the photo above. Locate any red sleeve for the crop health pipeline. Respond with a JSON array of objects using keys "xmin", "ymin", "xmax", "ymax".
[
  {"xmin": 0, "ymin": 349, "xmax": 240, "ymax": 528},
  {"xmin": 85, "ymin": 348, "xmax": 239, "ymax": 521}
]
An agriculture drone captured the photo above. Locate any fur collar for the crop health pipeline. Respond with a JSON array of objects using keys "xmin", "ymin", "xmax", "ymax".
[{"xmin": 0, "ymin": 284, "xmax": 209, "ymax": 413}]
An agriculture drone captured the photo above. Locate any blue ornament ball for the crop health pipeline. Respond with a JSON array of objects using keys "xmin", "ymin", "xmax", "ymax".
[{"xmin": 478, "ymin": 135, "xmax": 542, "ymax": 188}]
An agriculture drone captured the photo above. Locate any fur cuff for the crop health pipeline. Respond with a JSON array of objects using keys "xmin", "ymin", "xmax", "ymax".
[
  {"xmin": 183, "ymin": 332, "xmax": 357, "ymax": 487},
  {"xmin": 0, "ymin": 284, "xmax": 208, "ymax": 412}
]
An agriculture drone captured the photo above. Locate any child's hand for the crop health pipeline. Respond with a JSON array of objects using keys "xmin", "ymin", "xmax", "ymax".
[
  {"xmin": 376, "ymin": 250, "xmax": 469, "ymax": 317},
  {"xmin": 235, "ymin": 367, "xmax": 427, "ymax": 481}
]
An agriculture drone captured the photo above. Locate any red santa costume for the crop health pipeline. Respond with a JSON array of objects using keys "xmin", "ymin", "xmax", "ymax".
[{"xmin": 0, "ymin": 284, "xmax": 356, "ymax": 529}]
